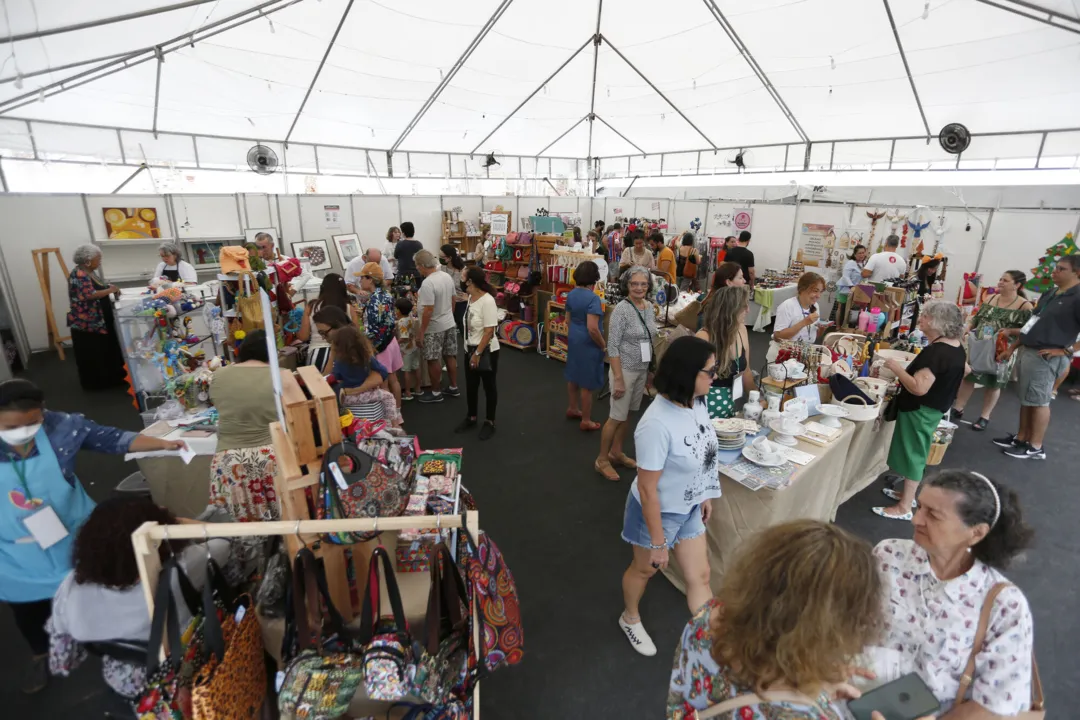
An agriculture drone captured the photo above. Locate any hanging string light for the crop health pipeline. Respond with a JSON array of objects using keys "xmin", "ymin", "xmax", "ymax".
[{"xmin": 922, "ymin": 1, "xmax": 930, "ymax": 20}]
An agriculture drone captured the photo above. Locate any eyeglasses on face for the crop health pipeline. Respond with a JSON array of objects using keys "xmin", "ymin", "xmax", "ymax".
[
  {"xmin": 701, "ymin": 366, "xmax": 718, "ymax": 378},
  {"xmin": 629, "ymin": 281, "xmax": 649, "ymax": 288}
]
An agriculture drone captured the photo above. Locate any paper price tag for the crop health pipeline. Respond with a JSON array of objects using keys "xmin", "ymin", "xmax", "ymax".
[
  {"xmin": 275, "ymin": 671, "xmax": 285, "ymax": 693},
  {"xmin": 234, "ymin": 605, "xmax": 247, "ymax": 624},
  {"xmin": 329, "ymin": 462, "xmax": 348, "ymax": 490}
]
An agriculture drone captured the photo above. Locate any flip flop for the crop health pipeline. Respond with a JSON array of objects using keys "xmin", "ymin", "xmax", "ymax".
[
  {"xmin": 580, "ymin": 420, "xmax": 601, "ymax": 431},
  {"xmin": 872, "ymin": 506, "xmax": 913, "ymax": 521},
  {"xmin": 595, "ymin": 460, "xmax": 620, "ymax": 481},
  {"xmin": 611, "ymin": 453, "xmax": 637, "ymax": 469}
]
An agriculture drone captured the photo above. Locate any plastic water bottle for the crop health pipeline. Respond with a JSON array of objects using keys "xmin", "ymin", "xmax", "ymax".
[{"xmin": 858, "ymin": 309, "xmax": 871, "ymax": 332}]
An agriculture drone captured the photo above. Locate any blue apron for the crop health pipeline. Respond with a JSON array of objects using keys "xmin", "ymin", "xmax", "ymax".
[{"xmin": 0, "ymin": 428, "xmax": 96, "ymax": 602}]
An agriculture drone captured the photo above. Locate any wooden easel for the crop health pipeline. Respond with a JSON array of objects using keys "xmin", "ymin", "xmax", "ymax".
[{"xmin": 31, "ymin": 248, "xmax": 71, "ymax": 359}]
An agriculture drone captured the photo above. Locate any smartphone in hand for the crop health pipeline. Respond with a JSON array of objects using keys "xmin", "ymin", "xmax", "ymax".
[{"xmin": 845, "ymin": 672, "xmax": 939, "ymax": 720}]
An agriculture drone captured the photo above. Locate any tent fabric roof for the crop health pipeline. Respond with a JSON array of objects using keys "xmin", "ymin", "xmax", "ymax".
[{"xmin": 0, "ymin": 0, "xmax": 1078, "ymax": 160}]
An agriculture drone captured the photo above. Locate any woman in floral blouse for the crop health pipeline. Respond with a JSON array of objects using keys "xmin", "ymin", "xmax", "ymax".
[
  {"xmin": 66, "ymin": 244, "xmax": 125, "ymax": 389},
  {"xmin": 872, "ymin": 469, "xmax": 1036, "ymax": 716},
  {"xmin": 667, "ymin": 520, "xmax": 884, "ymax": 720},
  {"xmin": 358, "ymin": 261, "xmax": 404, "ymax": 409}
]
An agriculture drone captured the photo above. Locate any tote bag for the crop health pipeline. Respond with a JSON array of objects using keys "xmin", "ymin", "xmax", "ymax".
[{"xmin": 967, "ymin": 331, "xmax": 1000, "ymax": 376}]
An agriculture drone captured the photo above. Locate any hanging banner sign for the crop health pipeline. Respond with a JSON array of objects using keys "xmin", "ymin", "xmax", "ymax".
[
  {"xmin": 490, "ymin": 212, "xmax": 509, "ymax": 235},
  {"xmin": 733, "ymin": 209, "xmax": 753, "ymax": 232},
  {"xmin": 799, "ymin": 223, "xmax": 833, "ymax": 266}
]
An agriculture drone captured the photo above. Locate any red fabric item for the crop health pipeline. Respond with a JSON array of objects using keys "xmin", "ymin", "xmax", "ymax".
[{"xmin": 275, "ymin": 258, "xmax": 302, "ymax": 282}]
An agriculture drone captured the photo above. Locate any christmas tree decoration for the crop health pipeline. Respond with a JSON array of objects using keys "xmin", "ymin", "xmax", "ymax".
[{"xmin": 1026, "ymin": 233, "xmax": 1077, "ymax": 294}]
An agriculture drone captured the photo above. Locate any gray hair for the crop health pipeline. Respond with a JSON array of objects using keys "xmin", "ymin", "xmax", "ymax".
[
  {"xmin": 365, "ymin": 247, "xmax": 382, "ymax": 261},
  {"xmin": 621, "ymin": 265, "xmax": 654, "ymax": 299},
  {"xmin": 158, "ymin": 241, "xmax": 181, "ymax": 260},
  {"xmin": 413, "ymin": 249, "xmax": 438, "ymax": 269},
  {"xmin": 72, "ymin": 244, "xmax": 101, "ymax": 266},
  {"xmin": 884, "ymin": 234, "xmax": 900, "ymax": 248},
  {"xmin": 921, "ymin": 300, "xmax": 964, "ymax": 339}
]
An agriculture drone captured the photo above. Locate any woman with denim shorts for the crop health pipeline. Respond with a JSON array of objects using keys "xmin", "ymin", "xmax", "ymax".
[{"xmin": 618, "ymin": 335, "xmax": 720, "ymax": 657}]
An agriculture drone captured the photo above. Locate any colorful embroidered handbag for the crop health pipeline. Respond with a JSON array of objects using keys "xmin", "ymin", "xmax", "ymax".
[
  {"xmin": 411, "ymin": 544, "xmax": 471, "ymax": 705},
  {"xmin": 278, "ymin": 549, "xmax": 365, "ymax": 720},
  {"xmin": 359, "ymin": 546, "xmax": 415, "ymax": 701},
  {"xmin": 455, "ymin": 520, "xmax": 524, "ymax": 677},
  {"xmin": 135, "ymin": 558, "xmax": 190, "ymax": 720},
  {"xmin": 317, "ymin": 440, "xmax": 415, "ymax": 543}
]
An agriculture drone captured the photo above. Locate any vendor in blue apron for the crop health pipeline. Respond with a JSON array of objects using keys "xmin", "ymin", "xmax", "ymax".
[{"xmin": 0, "ymin": 379, "xmax": 185, "ymax": 693}]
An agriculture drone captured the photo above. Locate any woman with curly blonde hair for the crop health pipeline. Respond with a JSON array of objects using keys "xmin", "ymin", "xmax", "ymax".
[{"xmin": 666, "ymin": 520, "xmax": 885, "ymax": 719}]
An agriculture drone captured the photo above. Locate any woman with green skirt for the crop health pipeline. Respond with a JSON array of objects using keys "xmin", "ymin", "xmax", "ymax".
[
  {"xmin": 874, "ymin": 301, "xmax": 968, "ymax": 520},
  {"xmin": 950, "ymin": 270, "xmax": 1033, "ymax": 430}
]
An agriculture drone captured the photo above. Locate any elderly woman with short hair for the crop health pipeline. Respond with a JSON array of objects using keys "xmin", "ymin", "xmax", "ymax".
[
  {"xmin": 153, "ymin": 241, "xmax": 197, "ymax": 283},
  {"xmin": 67, "ymin": 244, "xmax": 125, "ymax": 389},
  {"xmin": 875, "ymin": 300, "xmax": 967, "ymax": 520}
]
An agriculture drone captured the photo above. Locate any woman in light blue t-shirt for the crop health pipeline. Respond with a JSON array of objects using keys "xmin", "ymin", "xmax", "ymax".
[{"xmin": 617, "ymin": 335, "xmax": 720, "ymax": 657}]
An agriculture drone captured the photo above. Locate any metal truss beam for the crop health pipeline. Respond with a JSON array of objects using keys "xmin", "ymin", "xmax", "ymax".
[
  {"xmin": 536, "ymin": 115, "xmax": 588, "ymax": 157},
  {"xmin": 882, "ymin": 0, "xmax": 932, "ymax": 138},
  {"xmin": 0, "ymin": 0, "xmax": 219, "ymax": 44},
  {"xmin": 601, "ymin": 35, "xmax": 717, "ymax": 150},
  {"xmin": 0, "ymin": 0, "xmax": 305, "ymax": 116},
  {"xmin": 469, "ymin": 35, "xmax": 593, "ymax": 155},
  {"xmin": 700, "ymin": 0, "xmax": 808, "ymax": 143},
  {"xmin": 593, "ymin": 115, "xmax": 645, "ymax": 155},
  {"xmin": 390, "ymin": 0, "xmax": 515, "ymax": 153},
  {"xmin": 975, "ymin": 0, "xmax": 1080, "ymax": 34},
  {"xmin": 0, "ymin": 51, "xmax": 134, "ymax": 86},
  {"xmin": 152, "ymin": 48, "xmax": 164, "ymax": 139},
  {"xmin": 587, "ymin": 0, "xmax": 604, "ymax": 160},
  {"xmin": 284, "ymin": 0, "xmax": 357, "ymax": 145}
]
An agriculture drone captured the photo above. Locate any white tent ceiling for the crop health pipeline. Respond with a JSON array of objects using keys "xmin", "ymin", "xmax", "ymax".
[{"xmin": 0, "ymin": 0, "xmax": 1078, "ymax": 163}]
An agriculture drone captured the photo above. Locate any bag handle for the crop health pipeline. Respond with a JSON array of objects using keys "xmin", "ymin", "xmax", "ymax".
[
  {"xmin": 954, "ymin": 582, "xmax": 1043, "ymax": 711},
  {"xmin": 692, "ymin": 690, "xmax": 817, "ymax": 719},
  {"xmin": 145, "ymin": 557, "xmax": 184, "ymax": 675},
  {"xmin": 425, "ymin": 543, "xmax": 469, "ymax": 655},
  {"xmin": 358, "ymin": 546, "xmax": 409, "ymax": 644}
]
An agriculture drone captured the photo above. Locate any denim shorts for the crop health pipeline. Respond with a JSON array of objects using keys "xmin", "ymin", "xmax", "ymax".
[{"xmin": 620, "ymin": 493, "xmax": 705, "ymax": 549}]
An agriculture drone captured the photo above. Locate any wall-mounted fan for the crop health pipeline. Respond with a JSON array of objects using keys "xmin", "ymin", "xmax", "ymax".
[
  {"xmin": 938, "ymin": 123, "xmax": 971, "ymax": 155},
  {"xmin": 247, "ymin": 144, "xmax": 280, "ymax": 175}
]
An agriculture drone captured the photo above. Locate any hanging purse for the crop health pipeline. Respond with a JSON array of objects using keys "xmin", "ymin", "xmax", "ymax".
[
  {"xmin": 317, "ymin": 440, "xmax": 415, "ymax": 543},
  {"xmin": 134, "ymin": 557, "xmax": 191, "ymax": 720},
  {"xmin": 191, "ymin": 555, "xmax": 265, "ymax": 720},
  {"xmin": 359, "ymin": 546, "xmax": 416, "ymax": 702},
  {"xmin": 278, "ymin": 549, "xmax": 365, "ymax": 720},
  {"xmin": 411, "ymin": 544, "xmax": 471, "ymax": 705}
]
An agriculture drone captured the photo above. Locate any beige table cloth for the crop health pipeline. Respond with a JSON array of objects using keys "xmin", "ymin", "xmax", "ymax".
[{"xmin": 664, "ymin": 417, "xmax": 893, "ymax": 595}]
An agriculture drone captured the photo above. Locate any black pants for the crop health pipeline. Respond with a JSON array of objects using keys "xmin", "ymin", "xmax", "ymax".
[
  {"xmin": 8, "ymin": 599, "xmax": 52, "ymax": 655},
  {"xmin": 465, "ymin": 348, "xmax": 499, "ymax": 422}
]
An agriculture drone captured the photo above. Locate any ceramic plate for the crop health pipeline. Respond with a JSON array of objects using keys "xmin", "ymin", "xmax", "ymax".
[
  {"xmin": 817, "ymin": 405, "xmax": 849, "ymax": 418},
  {"xmin": 742, "ymin": 446, "xmax": 786, "ymax": 467}
]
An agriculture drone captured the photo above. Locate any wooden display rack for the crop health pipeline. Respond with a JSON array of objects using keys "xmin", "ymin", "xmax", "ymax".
[{"xmin": 32, "ymin": 248, "xmax": 72, "ymax": 359}]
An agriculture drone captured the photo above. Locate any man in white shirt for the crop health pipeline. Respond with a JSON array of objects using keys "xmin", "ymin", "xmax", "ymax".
[
  {"xmin": 861, "ymin": 234, "xmax": 906, "ymax": 283},
  {"xmin": 415, "ymin": 249, "xmax": 460, "ymax": 402},
  {"xmin": 253, "ymin": 231, "xmax": 313, "ymax": 294},
  {"xmin": 345, "ymin": 248, "xmax": 393, "ymax": 294}
]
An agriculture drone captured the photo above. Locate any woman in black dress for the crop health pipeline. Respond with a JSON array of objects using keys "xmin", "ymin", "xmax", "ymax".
[{"xmin": 66, "ymin": 244, "xmax": 125, "ymax": 389}]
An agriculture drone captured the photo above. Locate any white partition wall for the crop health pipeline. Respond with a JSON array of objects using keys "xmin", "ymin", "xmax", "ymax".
[
  {"xmin": 398, "ymin": 197, "xmax": 444, "ymax": 254},
  {"xmin": 351, "ymin": 196, "xmax": 402, "ymax": 254}
]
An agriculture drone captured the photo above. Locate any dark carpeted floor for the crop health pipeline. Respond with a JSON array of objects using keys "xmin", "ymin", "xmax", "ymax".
[{"xmin": 2, "ymin": 339, "xmax": 1077, "ymax": 717}]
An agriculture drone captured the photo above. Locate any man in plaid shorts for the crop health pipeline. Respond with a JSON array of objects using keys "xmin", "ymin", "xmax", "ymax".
[{"xmin": 415, "ymin": 249, "xmax": 460, "ymax": 403}]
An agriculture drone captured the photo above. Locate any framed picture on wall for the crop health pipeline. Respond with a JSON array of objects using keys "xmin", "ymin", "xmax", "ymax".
[
  {"xmin": 244, "ymin": 227, "xmax": 279, "ymax": 252},
  {"xmin": 103, "ymin": 207, "xmax": 162, "ymax": 239},
  {"xmin": 291, "ymin": 240, "xmax": 333, "ymax": 272},
  {"xmin": 332, "ymin": 233, "xmax": 362, "ymax": 266}
]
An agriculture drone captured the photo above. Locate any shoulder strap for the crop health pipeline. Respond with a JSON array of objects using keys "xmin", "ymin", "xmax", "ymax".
[
  {"xmin": 953, "ymin": 582, "xmax": 1008, "ymax": 707},
  {"xmin": 693, "ymin": 690, "xmax": 817, "ymax": 719},
  {"xmin": 145, "ymin": 557, "xmax": 183, "ymax": 675}
]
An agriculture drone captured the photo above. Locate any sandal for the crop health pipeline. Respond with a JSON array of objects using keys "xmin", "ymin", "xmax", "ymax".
[
  {"xmin": 950, "ymin": 407, "xmax": 963, "ymax": 420},
  {"xmin": 595, "ymin": 460, "xmax": 620, "ymax": 481},
  {"xmin": 566, "ymin": 409, "xmax": 583, "ymax": 420},
  {"xmin": 610, "ymin": 453, "xmax": 637, "ymax": 469},
  {"xmin": 972, "ymin": 417, "xmax": 989, "ymax": 431},
  {"xmin": 872, "ymin": 506, "xmax": 913, "ymax": 521},
  {"xmin": 580, "ymin": 420, "xmax": 601, "ymax": 431}
]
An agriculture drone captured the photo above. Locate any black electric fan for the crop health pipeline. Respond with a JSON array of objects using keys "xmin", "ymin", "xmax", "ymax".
[
  {"xmin": 247, "ymin": 144, "xmax": 280, "ymax": 175},
  {"xmin": 483, "ymin": 152, "xmax": 500, "ymax": 168},
  {"xmin": 938, "ymin": 123, "xmax": 971, "ymax": 155}
]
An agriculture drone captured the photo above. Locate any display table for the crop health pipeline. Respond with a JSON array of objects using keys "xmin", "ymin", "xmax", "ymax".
[
  {"xmin": 750, "ymin": 283, "xmax": 798, "ymax": 332},
  {"xmin": 132, "ymin": 427, "xmax": 218, "ymax": 518},
  {"xmin": 663, "ymin": 418, "xmax": 894, "ymax": 594}
]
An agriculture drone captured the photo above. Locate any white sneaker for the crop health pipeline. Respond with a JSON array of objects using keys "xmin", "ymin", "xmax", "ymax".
[{"xmin": 619, "ymin": 614, "xmax": 657, "ymax": 656}]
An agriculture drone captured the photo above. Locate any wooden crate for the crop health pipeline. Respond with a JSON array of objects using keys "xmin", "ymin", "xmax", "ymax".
[{"xmin": 280, "ymin": 366, "xmax": 341, "ymax": 467}]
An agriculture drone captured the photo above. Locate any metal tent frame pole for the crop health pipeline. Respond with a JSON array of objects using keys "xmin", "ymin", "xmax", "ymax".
[
  {"xmin": 151, "ymin": 48, "xmax": 164, "ymax": 139},
  {"xmin": 284, "ymin": 0, "xmax": 357, "ymax": 144},
  {"xmin": 600, "ymin": 35, "xmax": 717, "ymax": 150},
  {"xmin": 536, "ymin": 115, "xmax": 588, "ymax": 157},
  {"xmin": 700, "ymin": 0, "xmax": 808, "ymax": 144},
  {"xmin": 587, "ymin": 0, "xmax": 604, "ymax": 160},
  {"xmin": 882, "ymin": 0, "xmax": 932, "ymax": 138},
  {"xmin": 0, "ymin": 0, "xmax": 220, "ymax": 44},
  {"xmin": 390, "ymin": 0, "xmax": 515, "ymax": 154},
  {"xmin": 975, "ymin": 0, "xmax": 1080, "ymax": 35},
  {"xmin": 0, "ymin": 0, "xmax": 305, "ymax": 116},
  {"xmin": 0, "ymin": 51, "xmax": 134, "ymax": 86},
  {"xmin": 469, "ymin": 36, "xmax": 593, "ymax": 155},
  {"xmin": 594, "ymin": 115, "xmax": 645, "ymax": 155}
]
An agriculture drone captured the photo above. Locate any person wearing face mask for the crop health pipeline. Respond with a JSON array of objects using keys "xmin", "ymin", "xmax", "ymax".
[
  {"xmin": 67, "ymin": 244, "xmax": 125, "ymax": 390},
  {"xmin": 767, "ymin": 272, "xmax": 826, "ymax": 362},
  {"xmin": 0, "ymin": 379, "xmax": 185, "ymax": 693}
]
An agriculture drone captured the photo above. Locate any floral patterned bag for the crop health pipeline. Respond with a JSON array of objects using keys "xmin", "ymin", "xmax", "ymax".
[
  {"xmin": 411, "ymin": 544, "xmax": 470, "ymax": 705},
  {"xmin": 278, "ymin": 549, "xmax": 365, "ymax": 720},
  {"xmin": 135, "ymin": 557, "xmax": 194, "ymax": 720},
  {"xmin": 359, "ymin": 546, "xmax": 415, "ymax": 701},
  {"xmin": 317, "ymin": 440, "xmax": 415, "ymax": 543}
]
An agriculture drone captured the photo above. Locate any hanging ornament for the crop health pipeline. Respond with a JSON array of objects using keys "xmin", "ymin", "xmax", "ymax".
[
  {"xmin": 865, "ymin": 209, "xmax": 886, "ymax": 249},
  {"xmin": 922, "ymin": 0, "xmax": 930, "ymax": 20},
  {"xmin": 692, "ymin": 79, "xmax": 697, "ymax": 90},
  {"xmin": 931, "ymin": 214, "xmax": 949, "ymax": 255},
  {"xmin": 907, "ymin": 210, "xmax": 931, "ymax": 255},
  {"xmin": 830, "ymin": 56, "xmax": 836, "ymax": 70}
]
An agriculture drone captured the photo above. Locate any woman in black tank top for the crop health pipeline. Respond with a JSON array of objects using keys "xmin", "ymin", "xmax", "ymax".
[{"xmin": 696, "ymin": 286, "xmax": 759, "ymax": 418}]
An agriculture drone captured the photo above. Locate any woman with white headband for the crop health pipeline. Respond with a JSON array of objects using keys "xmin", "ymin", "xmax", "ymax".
[{"xmin": 869, "ymin": 469, "xmax": 1037, "ymax": 716}]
